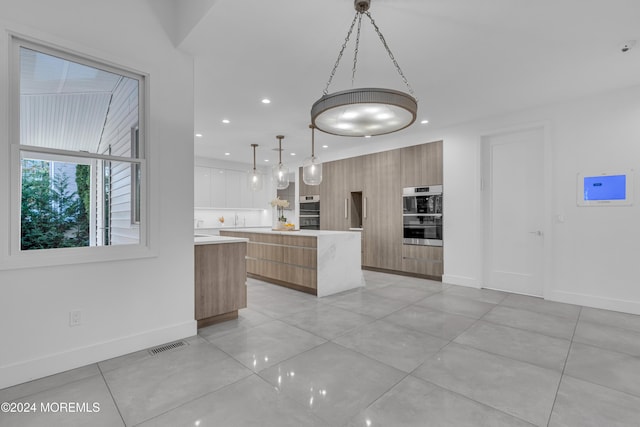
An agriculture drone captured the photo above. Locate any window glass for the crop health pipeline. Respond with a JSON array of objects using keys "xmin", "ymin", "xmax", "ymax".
[{"xmin": 14, "ymin": 39, "xmax": 145, "ymax": 255}]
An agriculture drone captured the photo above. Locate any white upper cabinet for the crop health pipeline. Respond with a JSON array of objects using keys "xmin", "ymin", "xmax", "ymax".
[
  {"xmin": 194, "ymin": 166, "xmax": 212, "ymax": 207},
  {"xmin": 195, "ymin": 165, "xmax": 272, "ymax": 209}
]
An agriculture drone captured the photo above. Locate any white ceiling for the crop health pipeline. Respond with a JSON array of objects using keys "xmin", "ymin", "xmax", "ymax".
[{"xmin": 176, "ymin": 0, "xmax": 640, "ymax": 166}]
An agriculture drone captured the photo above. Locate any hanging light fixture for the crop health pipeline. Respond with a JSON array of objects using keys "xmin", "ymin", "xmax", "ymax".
[
  {"xmin": 247, "ymin": 143, "xmax": 263, "ymax": 192},
  {"xmin": 311, "ymin": 0, "xmax": 417, "ymax": 137},
  {"xmin": 303, "ymin": 124, "xmax": 323, "ymax": 185},
  {"xmin": 273, "ymin": 135, "xmax": 289, "ymax": 189}
]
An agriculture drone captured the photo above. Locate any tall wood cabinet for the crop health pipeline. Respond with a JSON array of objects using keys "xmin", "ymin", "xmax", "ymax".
[
  {"xmin": 400, "ymin": 140, "xmax": 443, "ymax": 187},
  {"xmin": 318, "ymin": 140, "xmax": 443, "ymax": 279},
  {"xmin": 362, "ymin": 150, "xmax": 402, "ymax": 271}
]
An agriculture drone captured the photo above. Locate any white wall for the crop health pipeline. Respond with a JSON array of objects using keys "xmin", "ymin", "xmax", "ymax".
[
  {"xmin": 0, "ymin": 0, "xmax": 195, "ymax": 388},
  {"xmin": 332, "ymin": 85, "xmax": 640, "ymax": 315}
]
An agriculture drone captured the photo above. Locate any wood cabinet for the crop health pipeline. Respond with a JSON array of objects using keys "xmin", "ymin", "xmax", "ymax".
[
  {"xmin": 194, "ymin": 242, "xmax": 247, "ymax": 328},
  {"xmin": 402, "ymin": 244, "xmax": 443, "ymax": 277},
  {"xmin": 362, "ymin": 150, "xmax": 402, "ymax": 271},
  {"xmin": 221, "ymin": 231, "xmax": 318, "ymax": 294},
  {"xmin": 315, "ymin": 140, "xmax": 443, "ymax": 278},
  {"xmin": 400, "ymin": 141, "xmax": 443, "ymax": 187}
]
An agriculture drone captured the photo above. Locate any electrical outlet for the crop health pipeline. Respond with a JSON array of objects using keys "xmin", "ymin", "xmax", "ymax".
[{"xmin": 69, "ymin": 310, "xmax": 82, "ymax": 327}]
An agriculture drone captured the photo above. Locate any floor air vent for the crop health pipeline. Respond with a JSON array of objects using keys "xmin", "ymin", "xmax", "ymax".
[{"xmin": 148, "ymin": 340, "xmax": 187, "ymax": 355}]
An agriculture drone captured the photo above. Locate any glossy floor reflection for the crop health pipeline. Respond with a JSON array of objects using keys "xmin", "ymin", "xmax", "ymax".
[{"xmin": 3, "ymin": 271, "xmax": 640, "ymax": 426}]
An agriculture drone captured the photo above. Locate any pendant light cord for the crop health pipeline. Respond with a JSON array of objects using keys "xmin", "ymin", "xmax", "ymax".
[{"xmin": 310, "ymin": 124, "xmax": 315, "ymax": 158}]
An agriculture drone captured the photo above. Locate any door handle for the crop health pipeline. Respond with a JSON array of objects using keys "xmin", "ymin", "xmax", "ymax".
[
  {"xmin": 364, "ymin": 197, "xmax": 367, "ymax": 219},
  {"xmin": 344, "ymin": 198, "xmax": 348, "ymax": 219},
  {"xmin": 529, "ymin": 230, "xmax": 543, "ymax": 236}
]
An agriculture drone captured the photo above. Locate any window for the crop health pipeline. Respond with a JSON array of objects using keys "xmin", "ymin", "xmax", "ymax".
[{"xmin": 8, "ymin": 37, "xmax": 148, "ymax": 265}]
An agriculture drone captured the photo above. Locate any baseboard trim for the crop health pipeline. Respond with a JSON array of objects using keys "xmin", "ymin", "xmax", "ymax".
[
  {"xmin": 0, "ymin": 320, "xmax": 197, "ymax": 389},
  {"xmin": 442, "ymin": 274, "xmax": 481, "ymax": 288},
  {"xmin": 546, "ymin": 290, "xmax": 640, "ymax": 316}
]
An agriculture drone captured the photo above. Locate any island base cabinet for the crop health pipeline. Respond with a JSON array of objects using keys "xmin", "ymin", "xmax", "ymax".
[
  {"xmin": 195, "ymin": 242, "xmax": 247, "ymax": 328},
  {"xmin": 401, "ymin": 245, "xmax": 443, "ymax": 279}
]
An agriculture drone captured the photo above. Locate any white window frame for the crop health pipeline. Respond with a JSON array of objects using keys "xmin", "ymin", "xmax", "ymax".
[{"xmin": 2, "ymin": 35, "xmax": 153, "ymax": 270}]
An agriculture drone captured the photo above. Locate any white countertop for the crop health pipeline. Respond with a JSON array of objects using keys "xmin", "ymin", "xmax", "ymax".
[
  {"xmin": 225, "ymin": 228, "xmax": 358, "ymax": 237},
  {"xmin": 194, "ymin": 235, "xmax": 249, "ymax": 245},
  {"xmin": 195, "ymin": 226, "xmax": 271, "ymax": 231}
]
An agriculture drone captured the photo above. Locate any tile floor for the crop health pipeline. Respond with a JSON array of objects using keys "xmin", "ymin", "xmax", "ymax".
[{"xmin": 2, "ymin": 271, "xmax": 640, "ymax": 426}]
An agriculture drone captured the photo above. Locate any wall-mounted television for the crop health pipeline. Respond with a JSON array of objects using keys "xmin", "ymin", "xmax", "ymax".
[{"xmin": 577, "ymin": 171, "xmax": 634, "ymax": 206}]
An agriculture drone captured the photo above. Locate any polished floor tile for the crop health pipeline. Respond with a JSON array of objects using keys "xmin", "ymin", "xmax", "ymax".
[
  {"xmin": 579, "ymin": 306, "xmax": 640, "ymax": 333},
  {"xmin": 1, "ymin": 375, "xmax": 123, "ymax": 427},
  {"xmin": 483, "ymin": 305, "xmax": 577, "ymax": 339},
  {"xmin": 325, "ymin": 291, "xmax": 410, "ymax": 319},
  {"xmin": 333, "ymin": 319, "xmax": 448, "ymax": 372},
  {"xmin": 500, "ymin": 294, "xmax": 581, "ymax": 320},
  {"xmin": 564, "ymin": 342, "xmax": 640, "ymax": 397},
  {"xmin": 416, "ymin": 293, "xmax": 496, "ymax": 319},
  {"xmin": 384, "ymin": 305, "xmax": 476, "ymax": 340},
  {"xmin": 209, "ymin": 320, "xmax": 326, "ymax": 372},
  {"xmin": 573, "ymin": 320, "xmax": 640, "ymax": 356},
  {"xmin": 548, "ymin": 375, "xmax": 640, "ymax": 427},
  {"xmin": 259, "ymin": 342, "xmax": 405, "ymax": 426},
  {"xmin": 5, "ymin": 272, "xmax": 640, "ymax": 427},
  {"xmin": 197, "ymin": 308, "xmax": 273, "ymax": 341},
  {"xmin": 0, "ymin": 364, "xmax": 100, "ymax": 403},
  {"xmin": 368, "ymin": 285, "xmax": 437, "ymax": 303},
  {"xmin": 454, "ymin": 320, "xmax": 571, "ymax": 371},
  {"xmin": 139, "ymin": 374, "xmax": 329, "ymax": 427},
  {"xmin": 103, "ymin": 341, "xmax": 252, "ymax": 425},
  {"xmin": 279, "ymin": 304, "xmax": 375, "ymax": 340},
  {"xmin": 346, "ymin": 375, "xmax": 535, "ymax": 427},
  {"xmin": 442, "ymin": 285, "xmax": 508, "ymax": 304},
  {"xmin": 413, "ymin": 343, "xmax": 561, "ymax": 426}
]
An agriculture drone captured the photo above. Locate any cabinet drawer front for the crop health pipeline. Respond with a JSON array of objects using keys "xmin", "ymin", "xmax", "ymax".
[
  {"xmin": 402, "ymin": 245, "xmax": 443, "ymax": 262},
  {"xmin": 282, "ymin": 235, "xmax": 316, "ymax": 248},
  {"xmin": 283, "ymin": 246, "xmax": 317, "ymax": 268},
  {"xmin": 247, "ymin": 259, "xmax": 317, "ymax": 289},
  {"xmin": 247, "ymin": 242, "xmax": 284, "ymax": 263}
]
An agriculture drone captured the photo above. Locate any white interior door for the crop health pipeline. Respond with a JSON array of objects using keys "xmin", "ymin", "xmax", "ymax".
[{"xmin": 482, "ymin": 127, "xmax": 545, "ymax": 296}]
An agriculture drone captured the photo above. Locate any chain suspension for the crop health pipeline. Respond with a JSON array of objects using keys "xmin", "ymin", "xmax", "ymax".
[
  {"xmin": 351, "ymin": 13, "xmax": 363, "ymax": 88},
  {"xmin": 321, "ymin": 5, "xmax": 416, "ymax": 102},
  {"xmin": 364, "ymin": 11, "xmax": 415, "ymax": 98},
  {"xmin": 323, "ymin": 12, "xmax": 359, "ymax": 96}
]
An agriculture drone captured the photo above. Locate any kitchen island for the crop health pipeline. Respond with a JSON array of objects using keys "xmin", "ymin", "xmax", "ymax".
[
  {"xmin": 194, "ymin": 235, "xmax": 249, "ymax": 327},
  {"xmin": 219, "ymin": 229, "xmax": 364, "ymax": 297}
]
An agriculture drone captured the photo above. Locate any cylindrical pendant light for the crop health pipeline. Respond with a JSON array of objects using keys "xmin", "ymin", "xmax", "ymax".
[
  {"xmin": 247, "ymin": 144, "xmax": 263, "ymax": 191},
  {"xmin": 273, "ymin": 135, "xmax": 290, "ymax": 190},
  {"xmin": 303, "ymin": 124, "xmax": 323, "ymax": 185}
]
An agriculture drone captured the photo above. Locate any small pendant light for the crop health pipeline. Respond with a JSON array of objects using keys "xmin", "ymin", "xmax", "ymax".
[
  {"xmin": 303, "ymin": 124, "xmax": 323, "ymax": 185},
  {"xmin": 273, "ymin": 135, "xmax": 289, "ymax": 190},
  {"xmin": 247, "ymin": 143, "xmax": 263, "ymax": 191}
]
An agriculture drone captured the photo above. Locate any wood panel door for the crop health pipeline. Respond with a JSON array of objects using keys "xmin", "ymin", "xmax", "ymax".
[
  {"xmin": 400, "ymin": 140, "xmax": 443, "ymax": 187},
  {"xmin": 362, "ymin": 150, "xmax": 402, "ymax": 270}
]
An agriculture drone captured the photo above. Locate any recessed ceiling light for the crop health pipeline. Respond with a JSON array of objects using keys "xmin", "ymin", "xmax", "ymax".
[
  {"xmin": 261, "ymin": 98, "xmax": 271, "ymax": 104},
  {"xmin": 195, "ymin": 133, "xmax": 203, "ymax": 137},
  {"xmin": 264, "ymin": 159, "xmax": 269, "ymax": 162},
  {"xmin": 322, "ymin": 145, "xmax": 328, "ymax": 148},
  {"xmin": 290, "ymin": 153, "xmax": 296, "ymax": 156},
  {"xmin": 364, "ymin": 135, "xmax": 372, "ymax": 138},
  {"xmin": 222, "ymin": 119, "xmax": 230, "ymax": 124},
  {"xmin": 224, "ymin": 152, "xmax": 230, "ymax": 156},
  {"xmin": 421, "ymin": 120, "xmax": 429, "ymax": 124}
]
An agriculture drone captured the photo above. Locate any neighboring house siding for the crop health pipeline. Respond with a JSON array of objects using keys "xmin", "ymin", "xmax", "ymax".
[{"xmin": 99, "ymin": 78, "xmax": 139, "ymax": 245}]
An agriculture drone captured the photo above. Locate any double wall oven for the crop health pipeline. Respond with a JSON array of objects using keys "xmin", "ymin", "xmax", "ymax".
[
  {"xmin": 402, "ymin": 185, "xmax": 443, "ymax": 246},
  {"xmin": 299, "ymin": 195, "xmax": 320, "ymax": 230}
]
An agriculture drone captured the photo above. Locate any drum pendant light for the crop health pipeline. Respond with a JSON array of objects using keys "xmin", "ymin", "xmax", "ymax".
[
  {"xmin": 273, "ymin": 135, "xmax": 290, "ymax": 190},
  {"xmin": 311, "ymin": 0, "xmax": 417, "ymax": 137},
  {"xmin": 247, "ymin": 144, "xmax": 263, "ymax": 192},
  {"xmin": 303, "ymin": 124, "xmax": 323, "ymax": 185}
]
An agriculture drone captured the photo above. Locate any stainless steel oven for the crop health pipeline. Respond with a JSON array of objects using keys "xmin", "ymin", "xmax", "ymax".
[
  {"xmin": 402, "ymin": 185, "xmax": 443, "ymax": 246},
  {"xmin": 299, "ymin": 195, "xmax": 320, "ymax": 230}
]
